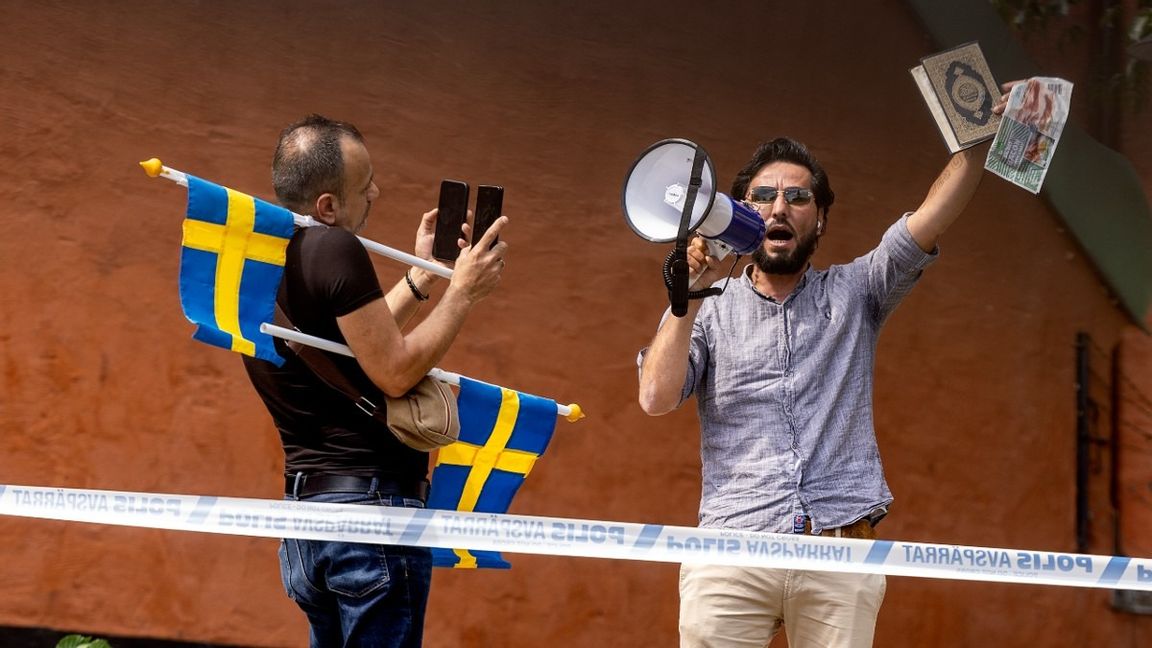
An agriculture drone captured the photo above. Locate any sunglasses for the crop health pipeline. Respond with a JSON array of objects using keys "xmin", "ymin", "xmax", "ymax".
[{"xmin": 747, "ymin": 186, "xmax": 815, "ymax": 206}]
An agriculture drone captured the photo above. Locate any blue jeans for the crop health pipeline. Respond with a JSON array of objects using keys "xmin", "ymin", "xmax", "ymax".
[{"xmin": 279, "ymin": 491, "xmax": 432, "ymax": 648}]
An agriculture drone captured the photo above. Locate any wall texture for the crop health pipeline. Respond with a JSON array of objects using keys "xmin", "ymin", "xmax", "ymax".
[{"xmin": 0, "ymin": 1, "xmax": 1149, "ymax": 646}]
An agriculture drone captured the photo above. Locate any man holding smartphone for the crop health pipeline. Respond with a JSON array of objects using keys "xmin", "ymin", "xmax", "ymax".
[
  {"xmin": 243, "ymin": 114, "xmax": 507, "ymax": 648},
  {"xmin": 433, "ymin": 181, "xmax": 503, "ymax": 262}
]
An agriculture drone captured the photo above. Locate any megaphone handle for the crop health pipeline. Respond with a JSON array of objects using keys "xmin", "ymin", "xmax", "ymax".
[
  {"xmin": 681, "ymin": 239, "xmax": 730, "ymax": 289},
  {"xmin": 670, "ymin": 248, "xmax": 690, "ymax": 317},
  {"xmin": 704, "ymin": 238, "xmax": 732, "ymax": 262},
  {"xmin": 664, "ymin": 246, "xmax": 732, "ymax": 308}
]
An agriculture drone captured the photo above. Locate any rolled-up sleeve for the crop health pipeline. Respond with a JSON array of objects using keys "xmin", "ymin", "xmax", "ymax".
[{"xmin": 866, "ymin": 213, "xmax": 939, "ymax": 321}]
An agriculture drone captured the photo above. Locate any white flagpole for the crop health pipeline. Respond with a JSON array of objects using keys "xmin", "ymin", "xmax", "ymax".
[
  {"xmin": 259, "ymin": 323, "xmax": 585, "ymax": 423},
  {"xmin": 141, "ymin": 158, "xmax": 452, "ymax": 280}
]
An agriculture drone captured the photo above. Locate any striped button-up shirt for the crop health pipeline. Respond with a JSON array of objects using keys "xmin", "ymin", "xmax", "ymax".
[{"xmin": 643, "ymin": 215, "xmax": 936, "ymax": 534}]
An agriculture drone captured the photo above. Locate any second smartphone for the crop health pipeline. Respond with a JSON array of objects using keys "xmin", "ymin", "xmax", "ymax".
[{"xmin": 472, "ymin": 185, "xmax": 503, "ymax": 249}]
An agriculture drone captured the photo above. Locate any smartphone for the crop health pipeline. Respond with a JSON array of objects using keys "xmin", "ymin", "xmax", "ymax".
[
  {"xmin": 433, "ymin": 179, "xmax": 469, "ymax": 262},
  {"xmin": 473, "ymin": 185, "xmax": 504, "ymax": 249}
]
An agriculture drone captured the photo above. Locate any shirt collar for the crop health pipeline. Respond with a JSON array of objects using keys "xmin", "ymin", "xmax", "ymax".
[{"xmin": 742, "ymin": 263, "xmax": 814, "ymax": 304}]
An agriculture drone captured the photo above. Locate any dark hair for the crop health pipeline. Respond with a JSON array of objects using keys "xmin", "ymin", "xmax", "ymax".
[
  {"xmin": 730, "ymin": 137, "xmax": 834, "ymax": 216},
  {"xmin": 272, "ymin": 114, "xmax": 365, "ymax": 213}
]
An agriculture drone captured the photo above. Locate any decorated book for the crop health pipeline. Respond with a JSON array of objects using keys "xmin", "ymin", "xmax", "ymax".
[{"xmin": 911, "ymin": 42, "xmax": 1002, "ymax": 153}]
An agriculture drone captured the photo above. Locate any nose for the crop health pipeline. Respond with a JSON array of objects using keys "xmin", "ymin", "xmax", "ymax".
[
  {"xmin": 769, "ymin": 192, "xmax": 790, "ymax": 218},
  {"xmin": 368, "ymin": 181, "xmax": 380, "ymax": 203}
]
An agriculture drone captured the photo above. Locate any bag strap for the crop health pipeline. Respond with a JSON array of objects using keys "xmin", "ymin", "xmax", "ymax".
[{"xmin": 272, "ymin": 303, "xmax": 388, "ymax": 423}]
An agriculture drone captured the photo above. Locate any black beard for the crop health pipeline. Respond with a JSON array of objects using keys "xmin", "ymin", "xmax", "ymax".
[{"xmin": 751, "ymin": 228, "xmax": 818, "ymax": 275}]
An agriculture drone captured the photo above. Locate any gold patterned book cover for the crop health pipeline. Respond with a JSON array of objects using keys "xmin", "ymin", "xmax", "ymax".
[{"xmin": 910, "ymin": 42, "xmax": 1001, "ymax": 153}]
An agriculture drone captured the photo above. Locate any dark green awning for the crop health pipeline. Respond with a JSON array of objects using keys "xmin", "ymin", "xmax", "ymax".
[{"xmin": 907, "ymin": 0, "xmax": 1152, "ymax": 328}]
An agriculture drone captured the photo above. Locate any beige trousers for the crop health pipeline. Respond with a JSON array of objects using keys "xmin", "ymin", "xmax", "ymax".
[{"xmin": 679, "ymin": 563, "xmax": 886, "ymax": 648}]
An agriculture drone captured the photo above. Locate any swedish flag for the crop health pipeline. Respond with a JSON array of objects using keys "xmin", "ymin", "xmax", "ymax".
[
  {"xmin": 428, "ymin": 376, "xmax": 558, "ymax": 568},
  {"xmin": 179, "ymin": 175, "xmax": 295, "ymax": 366}
]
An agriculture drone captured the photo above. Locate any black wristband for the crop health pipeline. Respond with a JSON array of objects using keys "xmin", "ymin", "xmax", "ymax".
[{"xmin": 405, "ymin": 269, "xmax": 429, "ymax": 302}]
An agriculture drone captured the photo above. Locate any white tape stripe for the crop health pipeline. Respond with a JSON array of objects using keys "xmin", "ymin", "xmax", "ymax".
[{"xmin": 1, "ymin": 484, "xmax": 1150, "ymax": 591}]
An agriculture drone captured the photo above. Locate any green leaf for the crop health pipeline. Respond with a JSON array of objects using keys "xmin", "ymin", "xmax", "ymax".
[{"xmin": 56, "ymin": 635, "xmax": 112, "ymax": 648}]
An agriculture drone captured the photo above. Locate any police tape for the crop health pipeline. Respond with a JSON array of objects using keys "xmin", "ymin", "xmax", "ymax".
[{"xmin": 2, "ymin": 483, "xmax": 1150, "ymax": 591}]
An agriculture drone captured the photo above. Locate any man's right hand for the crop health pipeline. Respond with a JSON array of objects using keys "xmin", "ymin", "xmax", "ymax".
[
  {"xmin": 449, "ymin": 215, "xmax": 508, "ymax": 303},
  {"xmin": 687, "ymin": 236, "xmax": 726, "ymax": 289},
  {"xmin": 339, "ymin": 215, "xmax": 509, "ymax": 397}
]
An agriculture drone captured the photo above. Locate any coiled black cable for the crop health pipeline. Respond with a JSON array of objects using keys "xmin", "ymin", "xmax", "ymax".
[{"xmin": 662, "ymin": 249, "xmax": 742, "ymax": 301}]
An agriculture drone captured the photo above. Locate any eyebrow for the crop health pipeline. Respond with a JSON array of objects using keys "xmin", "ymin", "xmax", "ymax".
[{"xmin": 752, "ymin": 185, "xmax": 811, "ymax": 193}]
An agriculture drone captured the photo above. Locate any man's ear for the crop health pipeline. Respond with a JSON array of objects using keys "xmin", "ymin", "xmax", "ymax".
[{"xmin": 314, "ymin": 193, "xmax": 339, "ymax": 226}]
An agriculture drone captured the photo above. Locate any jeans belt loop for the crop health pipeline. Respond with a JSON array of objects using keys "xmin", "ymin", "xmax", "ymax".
[
  {"xmin": 368, "ymin": 476, "xmax": 380, "ymax": 495},
  {"xmin": 292, "ymin": 471, "xmax": 305, "ymax": 500}
]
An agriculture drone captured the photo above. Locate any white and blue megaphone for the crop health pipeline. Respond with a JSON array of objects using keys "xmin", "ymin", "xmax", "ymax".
[{"xmin": 622, "ymin": 138, "xmax": 766, "ymax": 261}]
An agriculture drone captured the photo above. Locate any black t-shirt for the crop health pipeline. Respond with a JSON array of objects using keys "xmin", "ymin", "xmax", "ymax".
[{"xmin": 242, "ymin": 226, "xmax": 427, "ymax": 481}]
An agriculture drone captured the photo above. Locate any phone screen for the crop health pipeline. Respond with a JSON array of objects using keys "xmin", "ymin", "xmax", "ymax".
[
  {"xmin": 433, "ymin": 179, "xmax": 469, "ymax": 262},
  {"xmin": 473, "ymin": 185, "xmax": 503, "ymax": 249}
]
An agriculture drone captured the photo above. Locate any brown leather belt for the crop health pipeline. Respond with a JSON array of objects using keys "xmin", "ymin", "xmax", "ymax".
[
  {"xmin": 803, "ymin": 517, "xmax": 876, "ymax": 539},
  {"xmin": 286, "ymin": 473, "xmax": 429, "ymax": 502}
]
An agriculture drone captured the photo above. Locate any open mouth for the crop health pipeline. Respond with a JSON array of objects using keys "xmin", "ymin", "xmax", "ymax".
[{"xmin": 766, "ymin": 228, "xmax": 794, "ymax": 243}]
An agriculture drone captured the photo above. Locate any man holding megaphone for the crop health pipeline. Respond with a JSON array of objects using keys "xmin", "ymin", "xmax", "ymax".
[{"xmin": 636, "ymin": 85, "xmax": 1012, "ymax": 648}]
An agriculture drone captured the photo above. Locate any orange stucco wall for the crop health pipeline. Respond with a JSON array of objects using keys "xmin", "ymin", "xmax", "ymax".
[{"xmin": 1, "ymin": 2, "xmax": 1150, "ymax": 646}]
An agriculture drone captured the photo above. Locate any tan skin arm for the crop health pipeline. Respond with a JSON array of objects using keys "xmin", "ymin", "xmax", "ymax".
[
  {"xmin": 638, "ymin": 299, "xmax": 704, "ymax": 416},
  {"xmin": 904, "ymin": 146, "xmax": 987, "ymax": 253},
  {"xmin": 382, "ymin": 208, "xmax": 448, "ymax": 330},
  {"xmin": 905, "ymin": 81, "xmax": 1019, "ymax": 252},
  {"xmin": 339, "ymin": 217, "xmax": 508, "ymax": 397}
]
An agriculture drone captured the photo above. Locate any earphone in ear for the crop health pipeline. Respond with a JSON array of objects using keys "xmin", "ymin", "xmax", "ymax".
[{"xmin": 817, "ymin": 220, "xmax": 824, "ymax": 234}]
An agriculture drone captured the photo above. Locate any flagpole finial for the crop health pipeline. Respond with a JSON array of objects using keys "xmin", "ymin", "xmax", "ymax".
[
  {"xmin": 563, "ymin": 403, "xmax": 585, "ymax": 423},
  {"xmin": 139, "ymin": 158, "xmax": 164, "ymax": 177}
]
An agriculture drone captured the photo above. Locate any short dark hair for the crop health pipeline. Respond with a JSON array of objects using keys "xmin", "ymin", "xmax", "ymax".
[
  {"xmin": 730, "ymin": 137, "xmax": 834, "ymax": 216},
  {"xmin": 271, "ymin": 114, "xmax": 365, "ymax": 213}
]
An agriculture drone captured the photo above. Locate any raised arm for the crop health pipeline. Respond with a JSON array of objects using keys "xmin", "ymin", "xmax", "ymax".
[
  {"xmin": 340, "ymin": 217, "xmax": 508, "ymax": 397},
  {"xmin": 638, "ymin": 302, "xmax": 700, "ymax": 416},
  {"xmin": 638, "ymin": 239, "xmax": 716, "ymax": 415},
  {"xmin": 384, "ymin": 208, "xmax": 446, "ymax": 329},
  {"xmin": 905, "ymin": 146, "xmax": 987, "ymax": 252},
  {"xmin": 905, "ymin": 82, "xmax": 1016, "ymax": 252}
]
